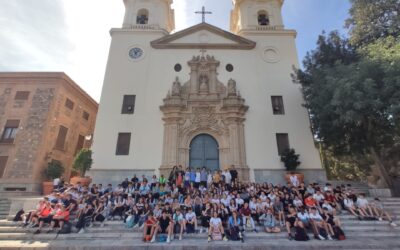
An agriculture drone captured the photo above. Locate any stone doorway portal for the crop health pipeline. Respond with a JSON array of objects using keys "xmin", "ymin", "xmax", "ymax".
[
  {"xmin": 160, "ymin": 54, "xmax": 250, "ymax": 181},
  {"xmin": 189, "ymin": 134, "xmax": 219, "ymax": 172}
]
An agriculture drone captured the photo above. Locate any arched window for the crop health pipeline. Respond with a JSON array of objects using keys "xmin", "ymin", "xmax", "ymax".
[
  {"xmin": 258, "ymin": 10, "xmax": 270, "ymax": 26},
  {"xmin": 136, "ymin": 9, "xmax": 149, "ymax": 24}
]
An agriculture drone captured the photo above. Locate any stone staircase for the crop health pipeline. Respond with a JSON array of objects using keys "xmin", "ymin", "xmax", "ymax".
[
  {"xmin": 0, "ymin": 197, "xmax": 399, "ymax": 249},
  {"xmin": 327, "ymin": 181, "xmax": 371, "ymax": 195},
  {"xmin": 0, "ymin": 198, "xmax": 11, "ymax": 220}
]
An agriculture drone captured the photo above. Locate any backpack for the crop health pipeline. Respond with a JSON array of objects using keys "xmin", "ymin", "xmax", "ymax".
[
  {"xmin": 126, "ymin": 216, "xmax": 135, "ymax": 228},
  {"xmin": 319, "ymin": 227, "xmax": 328, "ymax": 239},
  {"xmin": 158, "ymin": 234, "xmax": 167, "ymax": 242},
  {"xmin": 58, "ymin": 222, "xmax": 72, "ymax": 234},
  {"xmin": 186, "ymin": 223, "xmax": 195, "ymax": 234},
  {"xmin": 294, "ymin": 226, "xmax": 309, "ymax": 241},
  {"xmin": 229, "ymin": 227, "xmax": 240, "ymax": 241},
  {"xmin": 333, "ymin": 226, "xmax": 346, "ymax": 240},
  {"xmin": 13, "ymin": 209, "xmax": 24, "ymax": 222}
]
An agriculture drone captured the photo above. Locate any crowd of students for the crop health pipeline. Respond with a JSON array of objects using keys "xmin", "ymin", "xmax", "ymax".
[{"xmin": 18, "ymin": 165, "xmax": 397, "ymax": 243}]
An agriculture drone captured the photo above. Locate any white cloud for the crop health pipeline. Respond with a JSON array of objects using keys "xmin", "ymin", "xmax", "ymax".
[{"xmin": 0, "ymin": 0, "xmax": 350, "ymax": 101}]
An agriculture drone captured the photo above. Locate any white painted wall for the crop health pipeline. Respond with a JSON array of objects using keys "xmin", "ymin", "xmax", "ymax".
[
  {"xmin": 92, "ymin": 27, "xmax": 322, "ymax": 181},
  {"xmin": 92, "ymin": 0, "xmax": 322, "ymax": 181}
]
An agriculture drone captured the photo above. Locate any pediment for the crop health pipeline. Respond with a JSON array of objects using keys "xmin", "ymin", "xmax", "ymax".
[{"xmin": 151, "ymin": 23, "xmax": 256, "ymax": 50}]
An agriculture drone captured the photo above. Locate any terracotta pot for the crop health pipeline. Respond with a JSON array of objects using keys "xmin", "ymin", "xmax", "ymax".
[
  {"xmin": 42, "ymin": 181, "xmax": 54, "ymax": 195},
  {"xmin": 285, "ymin": 172, "xmax": 305, "ymax": 185},
  {"xmin": 70, "ymin": 176, "xmax": 92, "ymax": 186}
]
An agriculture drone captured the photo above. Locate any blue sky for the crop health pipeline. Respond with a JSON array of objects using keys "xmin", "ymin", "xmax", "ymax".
[
  {"xmin": 181, "ymin": 0, "xmax": 351, "ymax": 64},
  {"xmin": 0, "ymin": 0, "xmax": 351, "ymax": 101}
]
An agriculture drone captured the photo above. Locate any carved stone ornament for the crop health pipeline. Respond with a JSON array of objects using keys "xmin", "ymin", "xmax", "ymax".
[{"xmin": 160, "ymin": 53, "xmax": 250, "ymax": 181}]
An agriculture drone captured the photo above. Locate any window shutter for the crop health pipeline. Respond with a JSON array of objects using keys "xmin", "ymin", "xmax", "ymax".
[
  {"xmin": 65, "ymin": 98, "xmax": 74, "ymax": 110},
  {"xmin": 116, "ymin": 133, "xmax": 131, "ymax": 155},
  {"xmin": 5, "ymin": 120, "xmax": 20, "ymax": 128},
  {"xmin": 75, "ymin": 135, "xmax": 85, "ymax": 156},
  {"xmin": 55, "ymin": 126, "xmax": 68, "ymax": 150},
  {"xmin": 276, "ymin": 133, "xmax": 289, "ymax": 155},
  {"xmin": 121, "ymin": 95, "xmax": 136, "ymax": 114},
  {"xmin": 271, "ymin": 96, "xmax": 285, "ymax": 115},
  {"xmin": 0, "ymin": 156, "xmax": 8, "ymax": 178},
  {"xmin": 15, "ymin": 91, "xmax": 30, "ymax": 100}
]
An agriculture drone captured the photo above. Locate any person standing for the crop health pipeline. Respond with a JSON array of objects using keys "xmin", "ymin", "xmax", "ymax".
[
  {"xmin": 229, "ymin": 165, "xmax": 238, "ymax": 184},
  {"xmin": 200, "ymin": 167, "xmax": 208, "ymax": 188},
  {"xmin": 222, "ymin": 168, "xmax": 232, "ymax": 188}
]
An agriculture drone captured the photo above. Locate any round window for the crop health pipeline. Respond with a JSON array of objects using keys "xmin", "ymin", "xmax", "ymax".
[
  {"xmin": 174, "ymin": 64, "xmax": 182, "ymax": 72},
  {"xmin": 226, "ymin": 64, "xmax": 234, "ymax": 72}
]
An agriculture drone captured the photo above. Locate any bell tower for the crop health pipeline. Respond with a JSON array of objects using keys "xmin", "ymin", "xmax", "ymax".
[
  {"xmin": 122, "ymin": 0, "xmax": 175, "ymax": 33},
  {"xmin": 230, "ymin": 0, "xmax": 284, "ymax": 34}
]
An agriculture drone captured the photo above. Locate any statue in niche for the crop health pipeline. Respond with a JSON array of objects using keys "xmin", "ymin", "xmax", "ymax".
[
  {"xmin": 172, "ymin": 77, "xmax": 181, "ymax": 96},
  {"xmin": 227, "ymin": 78, "xmax": 237, "ymax": 96},
  {"xmin": 199, "ymin": 75, "xmax": 209, "ymax": 93}
]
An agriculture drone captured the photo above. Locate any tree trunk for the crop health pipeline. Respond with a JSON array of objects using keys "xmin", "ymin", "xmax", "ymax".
[{"xmin": 369, "ymin": 147, "xmax": 393, "ymax": 188}]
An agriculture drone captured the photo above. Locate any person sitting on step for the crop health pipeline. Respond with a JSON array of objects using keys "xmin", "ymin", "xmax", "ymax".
[
  {"xmin": 370, "ymin": 198, "xmax": 397, "ymax": 227},
  {"xmin": 143, "ymin": 212, "xmax": 157, "ymax": 242},
  {"xmin": 208, "ymin": 211, "xmax": 228, "ymax": 242},
  {"xmin": 260, "ymin": 208, "xmax": 281, "ymax": 233},
  {"xmin": 172, "ymin": 209, "xmax": 185, "ymax": 240},
  {"xmin": 151, "ymin": 210, "xmax": 174, "ymax": 243},
  {"xmin": 47, "ymin": 204, "xmax": 70, "ymax": 233}
]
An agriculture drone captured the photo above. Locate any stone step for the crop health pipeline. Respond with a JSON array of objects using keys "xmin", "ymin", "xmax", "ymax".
[
  {"xmin": 0, "ymin": 224, "xmax": 397, "ymax": 233},
  {"xmin": 0, "ymin": 238, "xmax": 400, "ymax": 250},
  {"xmin": 0, "ymin": 231, "xmax": 399, "ymax": 242}
]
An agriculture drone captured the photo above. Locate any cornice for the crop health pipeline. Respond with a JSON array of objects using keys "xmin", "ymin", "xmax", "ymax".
[{"xmin": 151, "ymin": 22, "xmax": 256, "ymax": 50}]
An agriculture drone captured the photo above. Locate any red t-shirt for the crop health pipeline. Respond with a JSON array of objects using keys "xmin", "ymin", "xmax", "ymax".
[
  {"xmin": 325, "ymin": 194, "xmax": 335, "ymax": 203},
  {"xmin": 146, "ymin": 217, "xmax": 157, "ymax": 226},
  {"xmin": 40, "ymin": 207, "xmax": 52, "ymax": 217},
  {"xmin": 304, "ymin": 197, "xmax": 317, "ymax": 207},
  {"xmin": 240, "ymin": 207, "xmax": 251, "ymax": 216}
]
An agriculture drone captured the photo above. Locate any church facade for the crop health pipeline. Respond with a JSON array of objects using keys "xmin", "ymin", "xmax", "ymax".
[{"xmin": 90, "ymin": 0, "xmax": 326, "ymax": 185}]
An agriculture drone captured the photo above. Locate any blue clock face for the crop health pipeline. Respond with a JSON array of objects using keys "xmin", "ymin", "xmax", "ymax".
[{"xmin": 129, "ymin": 47, "xmax": 144, "ymax": 59}]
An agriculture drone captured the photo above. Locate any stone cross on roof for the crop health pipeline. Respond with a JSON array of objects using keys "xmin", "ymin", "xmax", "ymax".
[{"xmin": 195, "ymin": 6, "xmax": 212, "ymax": 23}]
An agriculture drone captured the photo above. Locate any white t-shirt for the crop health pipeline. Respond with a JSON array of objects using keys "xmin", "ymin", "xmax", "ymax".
[
  {"xmin": 293, "ymin": 199, "xmax": 303, "ymax": 207},
  {"xmin": 185, "ymin": 212, "xmax": 196, "ymax": 221},
  {"xmin": 195, "ymin": 172, "xmax": 201, "ymax": 183},
  {"xmin": 290, "ymin": 175, "xmax": 299, "ymax": 186},
  {"xmin": 210, "ymin": 217, "xmax": 222, "ymax": 227},
  {"xmin": 313, "ymin": 193, "xmax": 325, "ymax": 202},
  {"xmin": 322, "ymin": 203, "xmax": 333, "ymax": 212},
  {"xmin": 221, "ymin": 198, "xmax": 231, "ymax": 207},
  {"xmin": 223, "ymin": 171, "xmax": 232, "ymax": 184},
  {"xmin": 249, "ymin": 201, "xmax": 257, "ymax": 211},
  {"xmin": 53, "ymin": 178, "xmax": 60, "ymax": 186},
  {"xmin": 235, "ymin": 198, "xmax": 244, "ymax": 205},
  {"xmin": 297, "ymin": 212, "xmax": 310, "ymax": 221},
  {"xmin": 344, "ymin": 199, "xmax": 354, "ymax": 208},
  {"xmin": 309, "ymin": 212, "xmax": 323, "ymax": 221},
  {"xmin": 357, "ymin": 198, "xmax": 369, "ymax": 208}
]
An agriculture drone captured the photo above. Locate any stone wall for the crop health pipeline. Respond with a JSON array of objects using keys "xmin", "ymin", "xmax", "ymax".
[
  {"xmin": 89, "ymin": 169, "xmax": 155, "ymax": 187},
  {"xmin": 254, "ymin": 169, "xmax": 327, "ymax": 185},
  {"xmin": 8, "ymin": 88, "xmax": 54, "ymax": 179}
]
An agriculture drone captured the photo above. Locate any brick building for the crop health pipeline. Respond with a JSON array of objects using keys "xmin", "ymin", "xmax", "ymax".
[{"xmin": 0, "ymin": 72, "xmax": 98, "ymax": 194}]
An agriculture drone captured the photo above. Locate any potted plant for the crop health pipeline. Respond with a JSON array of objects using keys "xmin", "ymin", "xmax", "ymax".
[
  {"xmin": 70, "ymin": 149, "xmax": 93, "ymax": 186},
  {"xmin": 42, "ymin": 161, "xmax": 65, "ymax": 195},
  {"xmin": 280, "ymin": 148, "xmax": 304, "ymax": 184}
]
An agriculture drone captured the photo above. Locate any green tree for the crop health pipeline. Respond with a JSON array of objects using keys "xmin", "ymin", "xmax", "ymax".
[
  {"xmin": 294, "ymin": 31, "xmax": 400, "ymax": 188},
  {"xmin": 72, "ymin": 149, "xmax": 93, "ymax": 177},
  {"xmin": 44, "ymin": 161, "xmax": 64, "ymax": 181},
  {"xmin": 346, "ymin": 0, "xmax": 400, "ymax": 46}
]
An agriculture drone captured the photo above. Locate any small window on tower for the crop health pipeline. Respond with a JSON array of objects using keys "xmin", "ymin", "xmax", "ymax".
[
  {"xmin": 137, "ymin": 9, "xmax": 149, "ymax": 24},
  {"xmin": 121, "ymin": 95, "xmax": 136, "ymax": 114},
  {"xmin": 271, "ymin": 96, "xmax": 285, "ymax": 115},
  {"xmin": 258, "ymin": 10, "xmax": 270, "ymax": 26}
]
